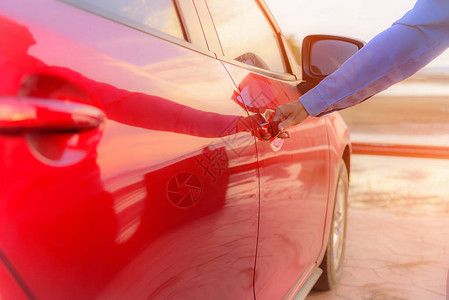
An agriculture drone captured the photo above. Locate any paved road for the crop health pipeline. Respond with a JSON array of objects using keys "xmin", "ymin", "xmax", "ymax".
[{"xmin": 307, "ymin": 154, "xmax": 449, "ymax": 300}]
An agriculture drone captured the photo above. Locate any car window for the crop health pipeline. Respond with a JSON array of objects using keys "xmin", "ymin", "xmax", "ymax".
[
  {"xmin": 71, "ymin": 0, "xmax": 186, "ymax": 40},
  {"xmin": 206, "ymin": 0, "xmax": 286, "ymax": 73}
]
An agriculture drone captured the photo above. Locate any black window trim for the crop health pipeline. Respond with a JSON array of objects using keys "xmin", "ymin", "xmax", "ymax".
[{"xmin": 59, "ymin": 0, "xmax": 216, "ymax": 58}]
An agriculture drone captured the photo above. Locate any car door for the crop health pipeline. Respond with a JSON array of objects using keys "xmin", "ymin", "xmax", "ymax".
[
  {"xmin": 201, "ymin": 0, "xmax": 331, "ymax": 298},
  {"xmin": 0, "ymin": 0, "xmax": 260, "ymax": 299}
]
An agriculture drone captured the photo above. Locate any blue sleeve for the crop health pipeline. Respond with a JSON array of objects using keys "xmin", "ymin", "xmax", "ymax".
[{"xmin": 300, "ymin": 0, "xmax": 449, "ymax": 117}]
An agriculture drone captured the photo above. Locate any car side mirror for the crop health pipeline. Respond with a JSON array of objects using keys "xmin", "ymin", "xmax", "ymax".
[{"xmin": 301, "ymin": 35, "xmax": 365, "ymax": 84}]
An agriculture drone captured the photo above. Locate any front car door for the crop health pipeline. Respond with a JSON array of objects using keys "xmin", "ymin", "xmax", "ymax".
[{"xmin": 201, "ymin": 0, "xmax": 331, "ymax": 298}]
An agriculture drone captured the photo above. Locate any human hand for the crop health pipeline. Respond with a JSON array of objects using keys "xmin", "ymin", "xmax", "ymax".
[
  {"xmin": 236, "ymin": 114, "xmax": 277, "ymax": 141},
  {"xmin": 273, "ymin": 99, "xmax": 309, "ymax": 139}
]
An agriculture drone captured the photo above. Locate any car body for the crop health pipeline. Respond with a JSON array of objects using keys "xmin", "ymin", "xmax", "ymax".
[{"xmin": 0, "ymin": 0, "xmax": 358, "ymax": 299}]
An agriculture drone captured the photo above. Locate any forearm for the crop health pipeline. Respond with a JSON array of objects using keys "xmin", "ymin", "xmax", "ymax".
[{"xmin": 300, "ymin": 0, "xmax": 449, "ymax": 117}]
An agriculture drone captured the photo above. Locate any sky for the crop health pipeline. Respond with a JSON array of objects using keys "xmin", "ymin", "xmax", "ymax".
[{"xmin": 265, "ymin": 0, "xmax": 449, "ymax": 71}]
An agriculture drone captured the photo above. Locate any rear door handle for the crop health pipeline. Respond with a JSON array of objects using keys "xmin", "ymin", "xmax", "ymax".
[{"xmin": 0, "ymin": 97, "xmax": 104, "ymax": 134}]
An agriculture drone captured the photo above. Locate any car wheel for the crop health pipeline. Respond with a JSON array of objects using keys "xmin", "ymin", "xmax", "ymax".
[{"xmin": 314, "ymin": 159, "xmax": 349, "ymax": 290}]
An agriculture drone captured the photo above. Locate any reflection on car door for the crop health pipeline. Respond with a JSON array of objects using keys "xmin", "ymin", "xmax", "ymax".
[
  {"xmin": 204, "ymin": 0, "xmax": 331, "ymax": 298},
  {"xmin": 0, "ymin": 1, "xmax": 259, "ymax": 299}
]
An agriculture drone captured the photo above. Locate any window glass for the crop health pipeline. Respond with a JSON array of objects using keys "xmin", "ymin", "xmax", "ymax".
[
  {"xmin": 206, "ymin": 0, "xmax": 286, "ymax": 73},
  {"xmin": 86, "ymin": 0, "xmax": 185, "ymax": 40}
]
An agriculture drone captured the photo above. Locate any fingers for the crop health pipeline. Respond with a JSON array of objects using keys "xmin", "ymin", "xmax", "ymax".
[
  {"xmin": 273, "ymin": 106, "xmax": 290, "ymax": 136},
  {"xmin": 277, "ymin": 131, "xmax": 291, "ymax": 139},
  {"xmin": 272, "ymin": 106, "xmax": 286, "ymax": 122},
  {"xmin": 278, "ymin": 115, "xmax": 295, "ymax": 132},
  {"xmin": 272, "ymin": 99, "xmax": 310, "ymax": 140}
]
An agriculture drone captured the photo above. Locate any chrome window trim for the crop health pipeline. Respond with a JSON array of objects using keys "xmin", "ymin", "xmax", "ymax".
[{"xmin": 217, "ymin": 54, "xmax": 297, "ymax": 82}]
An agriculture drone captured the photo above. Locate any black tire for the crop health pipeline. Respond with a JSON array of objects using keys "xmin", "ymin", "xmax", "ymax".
[{"xmin": 314, "ymin": 159, "xmax": 349, "ymax": 291}]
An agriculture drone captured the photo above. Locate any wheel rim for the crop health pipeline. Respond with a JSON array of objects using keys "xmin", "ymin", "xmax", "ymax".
[{"xmin": 332, "ymin": 176, "xmax": 346, "ymax": 274}]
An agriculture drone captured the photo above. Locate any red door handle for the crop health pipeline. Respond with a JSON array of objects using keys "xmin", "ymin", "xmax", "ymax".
[
  {"xmin": 251, "ymin": 109, "xmax": 284, "ymax": 152},
  {"xmin": 0, "ymin": 97, "xmax": 104, "ymax": 134},
  {"xmin": 257, "ymin": 120, "xmax": 280, "ymax": 140}
]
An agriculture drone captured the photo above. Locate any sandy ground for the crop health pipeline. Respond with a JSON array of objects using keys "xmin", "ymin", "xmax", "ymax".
[
  {"xmin": 339, "ymin": 94, "xmax": 449, "ymax": 139},
  {"xmin": 340, "ymin": 95, "xmax": 449, "ymax": 125},
  {"xmin": 307, "ymin": 155, "xmax": 449, "ymax": 300},
  {"xmin": 340, "ymin": 92, "xmax": 449, "ymax": 216},
  {"xmin": 307, "ymin": 92, "xmax": 449, "ymax": 299}
]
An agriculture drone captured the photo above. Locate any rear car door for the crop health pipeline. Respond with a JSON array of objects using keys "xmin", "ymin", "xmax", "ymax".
[
  {"xmin": 0, "ymin": 0, "xmax": 260, "ymax": 299},
  {"xmin": 202, "ymin": 0, "xmax": 331, "ymax": 298}
]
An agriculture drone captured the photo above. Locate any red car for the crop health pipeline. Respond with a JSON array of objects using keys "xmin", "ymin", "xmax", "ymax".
[{"xmin": 0, "ymin": 1, "xmax": 363, "ymax": 299}]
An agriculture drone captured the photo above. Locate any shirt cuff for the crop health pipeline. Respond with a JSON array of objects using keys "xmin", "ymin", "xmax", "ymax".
[{"xmin": 299, "ymin": 88, "xmax": 329, "ymax": 117}]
